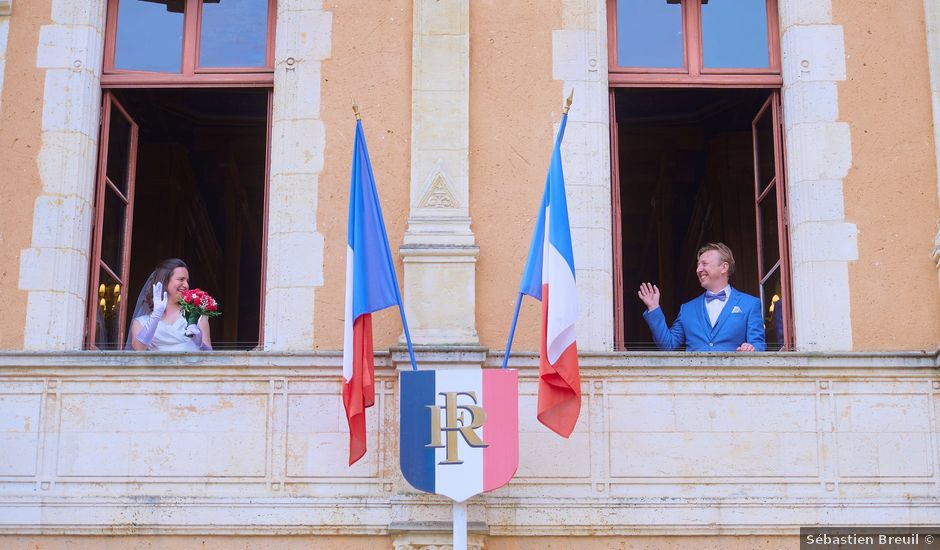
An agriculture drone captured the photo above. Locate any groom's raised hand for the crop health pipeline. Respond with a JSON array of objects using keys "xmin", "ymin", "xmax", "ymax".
[{"xmin": 638, "ymin": 282, "xmax": 661, "ymax": 312}]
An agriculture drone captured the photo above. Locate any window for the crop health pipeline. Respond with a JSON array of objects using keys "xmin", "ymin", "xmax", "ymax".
[
  {"xmin": 103, "ymin": 0, "xmax": 276, "ymax": 87},
  {"xmin": 608, "ymin": 0, "xmax": 792, "ymax": 350},
  {"xmin": 87, "ymin": 0, "xmax": 275, "ymax": 350},
  {"xmin": 607, "ymin": 0, "xmax": 781, "ymax": 86}
]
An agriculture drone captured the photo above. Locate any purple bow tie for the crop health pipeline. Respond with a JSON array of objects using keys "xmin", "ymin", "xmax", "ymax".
[{"xmin": 705, "ymin": 290, "xmax": 727, "ymax": 303}]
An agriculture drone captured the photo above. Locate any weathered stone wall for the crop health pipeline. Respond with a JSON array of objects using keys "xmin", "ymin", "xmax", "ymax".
[
  {"xmin": 262, "ymin": 0, "xmax": 332, "ymax": 351},
  {"xmin": 315, "ymin": 0, "xmax": 412, "ymax": 351},
  {"xmin": 2, "ymin": 0, "xmax": 939, "ymax": 354},
  {"xmin": 1, "ymin": 351, "xmax": 937, "ymax": 541},
  {"xmin": 835, "ymin": 0, "xmax": 940, "ymax": 350},
  {"xmin": 0, "ymin": 0, "xmax": 52, "ymax": 350},
  {"xmin": 778, "ymin": 0, "xmax": 857, "ymax": 351}
]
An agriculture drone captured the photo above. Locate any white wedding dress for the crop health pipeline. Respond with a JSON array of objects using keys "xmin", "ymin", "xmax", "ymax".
[{"xmin": 133, "ymin": 314, "xmax": 201, "ymax": 352}]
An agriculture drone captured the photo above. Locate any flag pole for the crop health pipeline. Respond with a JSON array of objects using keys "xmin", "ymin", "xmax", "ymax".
[
  {"xmin": 500, "ymin": 90, "xmax": 574, "ymax": 370},
  {"xmin": 453, "ymin": 500, "xmax": 467, "ymax": 550},
  {"xmin": 500, "ymin": 293, "xmax": 524, "ymax": 369},
  {"xmin": 353, "ymin": 101, "xmax": 418, "ymax": 372},
  {"xmin": 394, "ymin": 283, "xmax": 419, "ymax": 371}
]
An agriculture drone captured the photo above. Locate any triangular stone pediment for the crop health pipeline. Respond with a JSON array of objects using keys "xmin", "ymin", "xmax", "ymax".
[{"xmin": 418, "ymin": 172, "xmax": 459, "ymax": 209}]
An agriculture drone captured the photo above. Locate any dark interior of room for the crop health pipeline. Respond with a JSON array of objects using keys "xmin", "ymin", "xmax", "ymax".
[
  {"xmin": 113, "ymin": 88, "xmax": 267, "ymax": 349},
  {"xmin": 615, "ymin": 87, "xmax": 774, "ymax": 349}
]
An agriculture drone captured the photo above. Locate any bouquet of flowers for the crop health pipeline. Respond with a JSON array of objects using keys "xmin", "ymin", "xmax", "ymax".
[{"xmin": 178, "ymin": 288, "xmax": 221, "ymax": 336}]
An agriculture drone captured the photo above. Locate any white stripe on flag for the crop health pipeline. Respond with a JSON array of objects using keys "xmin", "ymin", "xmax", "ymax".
[
  {"xmin": 546, "ymin": 243, "xmax": 578, "ymax": 364},
  {"xmin": 540, "ymin": 205, "xmax": 551, "ymax": 286},
  {"xmin": 434, "ymin": 369, "xmax": 484, "ymax": 503},
  {"xmin": 342, "ymin": 244, "xmax": 354, "ymax": 382},
  {"xmin": 540, "ymin": 204, "xmax": 578, "ymax": 364}
]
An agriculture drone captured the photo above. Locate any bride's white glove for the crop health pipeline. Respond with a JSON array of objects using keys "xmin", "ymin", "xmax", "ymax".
[
  {"xmin": 185, "ymin": 323, "xmax": 211, "ymax": 351},
  {"xmin": 135, "ymin": 282, "xmax": 168, "ymax": 347}
]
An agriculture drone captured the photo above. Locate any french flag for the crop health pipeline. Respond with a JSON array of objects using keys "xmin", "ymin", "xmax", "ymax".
[
  {"xmin": 518, "ymin": 111, "xmax": 581, "ymax": 438},
  {"xmin": 343, "ymin": 118, "xmax": 405, "ymax": 465},
  {"xmin": 399, "ymin": 368, "xmax": 519, "ymax": 502}
]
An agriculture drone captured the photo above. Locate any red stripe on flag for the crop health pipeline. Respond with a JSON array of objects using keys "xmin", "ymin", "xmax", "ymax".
[
  {"xmin": 536, "ymin": 284, "xmax": 581, "ymax": 437},
  {"xmin": 342, "ymin": 313, "xmax": 375, "ymax": 465},
  {"xmin": 483, "ymin": 369, "xmax": 519, "ymax": 491}
]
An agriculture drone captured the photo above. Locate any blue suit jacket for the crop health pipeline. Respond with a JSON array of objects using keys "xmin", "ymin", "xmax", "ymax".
[{"xmin": 642, "ymin": 287, "xmax": 766, "ymax": 352}]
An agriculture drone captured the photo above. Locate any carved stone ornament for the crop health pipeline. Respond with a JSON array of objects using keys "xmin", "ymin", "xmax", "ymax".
[{"xmin": 419, "ymin": 173, "xmax": 459, "ymax": 209}]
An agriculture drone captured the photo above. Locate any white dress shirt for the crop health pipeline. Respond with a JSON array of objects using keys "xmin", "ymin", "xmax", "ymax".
[{"xmin": 705, "ymin": 285, "xmax": 731, "ymax": 327}]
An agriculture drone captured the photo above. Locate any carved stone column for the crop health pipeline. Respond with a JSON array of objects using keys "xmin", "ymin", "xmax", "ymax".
[{"xmin": 401, "ymin": 0, "xmax": 479, "ymax": 345}]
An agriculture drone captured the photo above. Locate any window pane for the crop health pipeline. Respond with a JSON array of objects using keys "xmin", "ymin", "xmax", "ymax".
[
  {"xmin": 758, "ymin": 191, "xmax": 780, "ymax": 276},
  {"xmin": 94, "ymin": 269, "xmax": 122, "ymax": 350},
  {"xmin": 106, "ymin": 110, "xmax": 132, "ymax": 197},
  {"xmin": 760, "ymin": 266, "xmax": 784, "ymax": 351},
  {"xmin": 199, "ymin": 0, "xmax": 268, "ymax": 68},
  {"xmin": 114, "ymin": 0, "xmax": 184, "ymax": 72},
  {"xmin": 101, "ymin": 188, "xmax": 127, "ymax": 273},
  {"xmin": 616, "ymin": 0, "xmax": 683, "ymax": 68},
  {"xmin": 701, "ymin": 0, "xmax": 770, "ymax": 69},
  {"xmin": 754, "ymin": 105, "xmax": 775, "ymax": 194}
]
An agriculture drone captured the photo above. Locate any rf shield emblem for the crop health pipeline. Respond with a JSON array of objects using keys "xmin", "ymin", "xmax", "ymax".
[{"xmin": 400, "ymin": 368, "xmax": 519, "ymax": 502}]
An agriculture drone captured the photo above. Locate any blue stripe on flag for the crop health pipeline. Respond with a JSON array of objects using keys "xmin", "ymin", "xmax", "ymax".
[
  {"xmin": 348, "ymin": 120, "xmax": 400, "ymax": 318},
  {"xmin": 400, "ymin": 370, "xmax": 436, "ymax": 493},
  {"xmin": 518, "ymin": 113, "xmax": 573, "ymax": 299},
  {"xmin": 547, "ymin": 117, "xmax": 575, "ymax": 274}
]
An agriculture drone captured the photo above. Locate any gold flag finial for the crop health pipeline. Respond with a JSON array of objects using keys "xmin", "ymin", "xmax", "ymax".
[
  {"xmin": 352, "ymin": 100, "xmax": 361, "ymax": 121},
  {"xmin": 563, "ymin": 89, "xmax": 574, "ymax": 114}
]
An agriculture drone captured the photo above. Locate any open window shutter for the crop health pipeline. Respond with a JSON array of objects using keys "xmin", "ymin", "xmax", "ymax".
[
  {"xmin": 86, "ymin": 92, "xmax": 139, "ymax": 349},
  {"xmin": 751, "ymin": 90, "xmax": 793, "ymax": 350}
]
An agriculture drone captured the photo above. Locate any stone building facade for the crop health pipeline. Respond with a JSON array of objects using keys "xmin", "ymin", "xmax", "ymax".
[{"xmin": 0, "ymin": 0, "xmax": 939, "ymax": 548}]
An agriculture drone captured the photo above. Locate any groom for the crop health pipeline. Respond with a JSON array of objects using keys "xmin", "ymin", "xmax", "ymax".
[{"xmin": 638, "ymin": 243, "xmax": 765, "ymax": 352}]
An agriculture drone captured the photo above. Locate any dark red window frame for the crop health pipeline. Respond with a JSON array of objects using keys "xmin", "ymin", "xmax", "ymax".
[
  {"xmin": 752, "ymin": 92, "xmax": 793, "ymax": 347},
  {"xmin": 86, "ymin": 92, "xmax": 139, "ymax": 349},
  {"xmin": 86, "ymin": 0, "xmax": 276, "ymax": 349},
  {"xmin": 608, "ymin": 0, "xmax": 793, "ymax": 350},
  {"xmin": 606, "ymin": 0, "xmax": 781, "ymax": 87},
  {"xmin": 102, "ymin": 0, "xmax": 276, "ymax": 88}
]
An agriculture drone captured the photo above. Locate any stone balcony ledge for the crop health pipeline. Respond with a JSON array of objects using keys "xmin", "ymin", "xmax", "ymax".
[
  {"xmin": 0, "ymin": 347, "xmax": 938, "ymax": 535},
  {"xmin": 0, "ymin": 347, "xmax": 936, "ymax": 371}
]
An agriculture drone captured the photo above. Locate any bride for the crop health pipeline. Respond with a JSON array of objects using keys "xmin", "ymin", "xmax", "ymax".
[{"xmin": 127, "ymin": 258, "xmax": 213, "ymax": 351}]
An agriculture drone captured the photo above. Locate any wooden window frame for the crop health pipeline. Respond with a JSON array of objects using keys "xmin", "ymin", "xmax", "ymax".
[
  {"xmin": 86, "ymin": 0, "xmax": 276, "ymax": 349},
  {"xmin": 752, "ymin": 92, "xmax": 793, "ymax": 348},
  {"xmin": 102, "ymin": 0, "xmax": 276, "ymax": 88},
  {"xmin": 606, "ymin": 0, "xmax": 781, "ymax": 87},
  {"xmin": 86, "ymin": 92, "xmax": 139, "ymax": 349},
  {"xmin": 608, "ymin": 0, "xmax": 794, "ymax": 350}
]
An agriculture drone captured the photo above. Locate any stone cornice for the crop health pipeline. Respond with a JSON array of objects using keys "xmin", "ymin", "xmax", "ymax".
[
  {"xmin": 1, "ymin": 496, "xmax": 938, "ymax": 536},
  {"xmin": 0, "ymin": 348, "xmax": 936, "ymax": 373}
]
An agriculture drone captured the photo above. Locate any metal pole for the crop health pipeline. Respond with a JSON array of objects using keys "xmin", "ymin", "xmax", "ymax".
[
  {"xmin": 501, "ymin": 292, "xmax": 524, "ymax": 369},
  {"xmin": 453, "ymin": 500, "xmax": 467, "ymax": 550}
]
